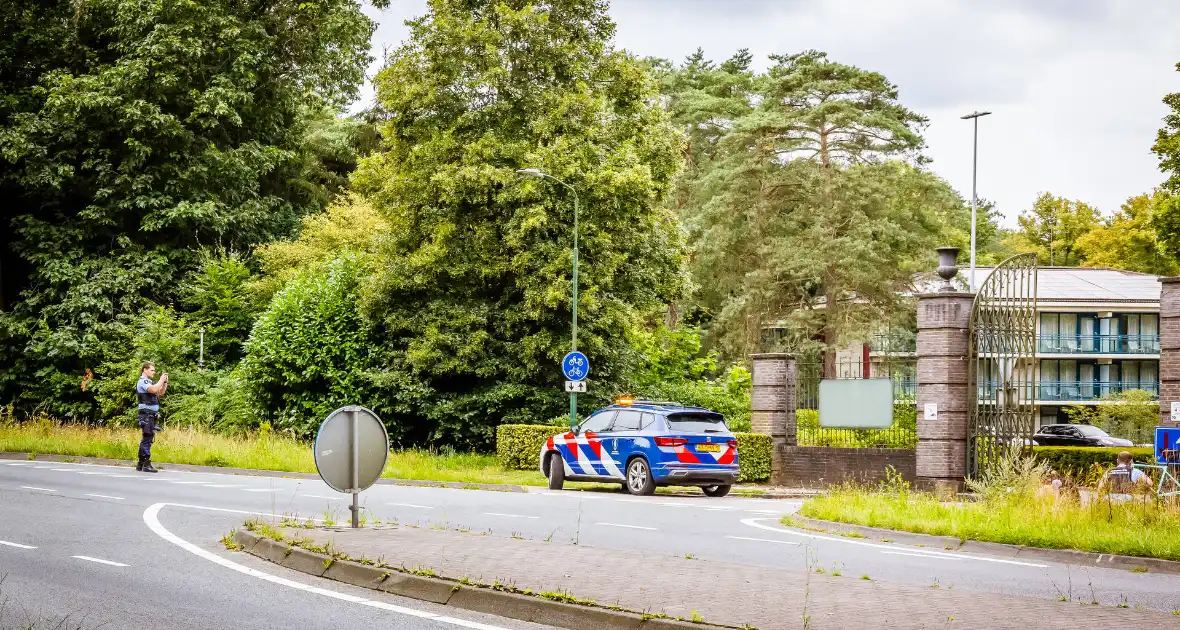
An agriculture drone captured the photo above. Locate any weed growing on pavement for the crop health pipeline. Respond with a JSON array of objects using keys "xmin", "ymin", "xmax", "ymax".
[
  {"xmin": 1129, "ymin": 566, "xmax": 1148, "ymax": 573},
  {"xmin": 220, "ymin": 530, "xmax": 243, "ymax": 551},
  {"xmin": 538, "ymin": 591, "xmax": 596, "ymax": 606},
  {"xmin": 690, "ymin": 610, "xmax": 704, "ymax": 622},
  {"xmin": 799, "ymin": 449, "xmax": 1180, "ymax": 561},
  {"xmin": 860, "ymin": 574, "xmax": 871, "ymax": 581}
]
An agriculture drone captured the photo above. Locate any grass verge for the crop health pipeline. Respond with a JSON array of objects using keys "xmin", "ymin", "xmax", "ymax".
[
  {"xmin": 0, "ymin": 418, "xmax": 545, "ymax": 486},
  {"xmin": 797, "ymin": 486, "xmax": 1180, "ymax": 561}
]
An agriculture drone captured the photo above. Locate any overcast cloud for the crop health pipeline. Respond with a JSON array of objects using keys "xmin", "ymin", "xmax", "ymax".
[{"xmin": 360, "ymin": 0, "xmax": 1180, "ymax": 225}]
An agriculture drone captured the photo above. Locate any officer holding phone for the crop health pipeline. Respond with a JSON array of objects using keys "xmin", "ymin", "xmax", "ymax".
[{"xmin": 135, "ymin": 361, "xmax": 168, "ymax": 473}]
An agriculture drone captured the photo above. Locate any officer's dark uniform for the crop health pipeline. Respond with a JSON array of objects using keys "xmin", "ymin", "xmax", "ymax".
[{"xmin": 136, "ymin": 374, "xmax": 160, "ymax": 473}]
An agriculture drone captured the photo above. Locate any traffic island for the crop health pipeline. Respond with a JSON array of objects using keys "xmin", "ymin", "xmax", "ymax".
[{"xmin": 225, "ymin": 520, "xmax": 1175, "ymax": 629}]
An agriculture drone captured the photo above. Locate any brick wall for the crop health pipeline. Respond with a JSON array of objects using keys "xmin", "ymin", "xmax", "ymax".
[
  {"xmin": 1159, "ymin": 278, "xmax": 1180, "ymax": 427},
  {"xmin": 773, "ymin": 445, "xmax": 916, "ymax": 488}
]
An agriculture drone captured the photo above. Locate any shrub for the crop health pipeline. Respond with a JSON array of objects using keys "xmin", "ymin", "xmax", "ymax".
[
  {"xmin": 241, "ymin": 255, "xmax": 390, "ymax": 439},
  {"xmin": 1063, "ymin": 390, "xmax": 1159, "ymax": 445},
  {"xmin": 796, "ymin": 407, "xmax": 917, "ymax": 449},
  {"xmin": 495, "ymin": 423, "xmax": 772, "ymax": 483},
  {"xmin": 635, "ymin": 365, "xmax": 752, "ymax": 431},
  {"xmin": 735, "ymin": 432, "xmax": 771, "ymax": 483},
  {"xmin": 496, "ymin": 424, "xmax": 558, "ymax": 471},
  {"xmin": 1032, "ymin": 446, "xmax": 1155, "ymax": 485},
  {"xmin": 167, "ymin": 368, "xmax": 259, "ymax": 432}
]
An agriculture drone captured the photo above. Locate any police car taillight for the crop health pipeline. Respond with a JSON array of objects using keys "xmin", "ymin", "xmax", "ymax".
[
  {"xmin": 654, "ymin": 437, "xmax": 687, "ymax": 447},
  {"xmin": 726, "ymin": 439, "xmax": 737, "ymax": 447}
]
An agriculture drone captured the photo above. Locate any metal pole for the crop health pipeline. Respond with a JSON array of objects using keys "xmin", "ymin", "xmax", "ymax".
[
  {"xmin": 198, "ymin": 328, "xmax": 205, "ymax": 372},
  {"xmin": 569, "ymin": 188, "xmax": 579, "ymax": 432},
  {"xmin": 350, "ymin": 409, "xmax": 359, "ymax": 528},
  {"xmin": 970, "ymin": 116, "xmax": 978, "ymax": 292}
]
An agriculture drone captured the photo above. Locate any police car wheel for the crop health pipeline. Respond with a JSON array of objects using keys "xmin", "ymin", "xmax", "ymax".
[
  {"xmin": 625, "ymin": 458, "xmax": 655, "ymax": 496},
  {"xmin": 546, "ymin": 454, "xmax": 565, "ymax": 490},
  {"xmin": 702, "ymin": 485, "xmax": 731, "ymax": 498}
]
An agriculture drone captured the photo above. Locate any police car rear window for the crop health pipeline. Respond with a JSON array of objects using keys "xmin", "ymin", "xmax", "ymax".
[{"xmin": 665, "ymin": 413, "xmax": 727, "ymax": 433}]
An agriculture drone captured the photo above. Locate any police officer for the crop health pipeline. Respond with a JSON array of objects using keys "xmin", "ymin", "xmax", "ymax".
[{"xmin": 135, "ymin": 362, "xmax": 168, "ymax": 473}]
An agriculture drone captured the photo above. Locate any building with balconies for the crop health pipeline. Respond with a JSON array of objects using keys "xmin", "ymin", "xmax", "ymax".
[{"xmin": 965, "ymin": 266, "xmax": 1161, "ymax": 427}]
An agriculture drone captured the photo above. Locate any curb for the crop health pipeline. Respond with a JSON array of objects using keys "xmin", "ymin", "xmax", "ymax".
[
  {"xmin": 788, "ymin": 515, "xmax": 1180, "ymax": 575},
  {"xmin": 0, "ymin": 452, "xmax": 529, "ymax": 493},
  {"xmin": 231, "ymin": 529, "xmax": 727, "ymax": 630}
]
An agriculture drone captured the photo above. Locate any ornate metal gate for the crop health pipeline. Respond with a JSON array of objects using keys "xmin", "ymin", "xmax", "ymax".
[{"xmin": 967, "ymin": 253, "xmax": 1038, "ymax": 477}]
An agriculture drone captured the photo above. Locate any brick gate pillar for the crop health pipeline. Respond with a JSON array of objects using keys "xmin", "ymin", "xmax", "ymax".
[
  {"xmin": 1158, "ymin": 277, "xmax": 1180, "ymax": 428},
  {"xmin": 915, "ymin": 259, "xmax": 974, "ymax": 494},
  {"xmin": 751, "ymin": 353, "xmax": 796, "ymax": 481}
]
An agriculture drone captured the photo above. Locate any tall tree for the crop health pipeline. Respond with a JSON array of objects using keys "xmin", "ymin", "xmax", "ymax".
[
  {"xmin": 1151, "ymin": 61, "xmax": 1180, "ymax": 258},
  {"xmin": 1005, "ymin": 193, "xmax": 1099, "ymax": 266},
  {"xmin": 0, "ymin": 0, "xmax": 380, "ymax": 417},
  {"xmin": 1076, "ymin": 191, "xmax": 1178, "ymax": 275},
  {"xmin": 351, "ymin": 0, "xmax": 685, "ymax": 447}
]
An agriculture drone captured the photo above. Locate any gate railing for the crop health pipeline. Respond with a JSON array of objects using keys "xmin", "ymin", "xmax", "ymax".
[{"xmin": 797, "ymin": 358, "xmax": 917, "ymax": 449}]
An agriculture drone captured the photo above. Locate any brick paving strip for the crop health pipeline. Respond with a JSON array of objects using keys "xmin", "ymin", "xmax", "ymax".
[{"xmin": 256, "ymin": 524, "xmax": 1171, "ymax": 630}]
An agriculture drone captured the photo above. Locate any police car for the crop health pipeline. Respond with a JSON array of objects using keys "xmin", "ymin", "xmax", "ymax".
[{"xmin": 538, "ymin": 399, "xmax": 740, "ymax": 497}]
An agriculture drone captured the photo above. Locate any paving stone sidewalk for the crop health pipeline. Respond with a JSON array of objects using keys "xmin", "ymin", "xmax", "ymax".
[{"xmin": 282, "ymin": 525, "xmax": 1170, "ymax": 630}]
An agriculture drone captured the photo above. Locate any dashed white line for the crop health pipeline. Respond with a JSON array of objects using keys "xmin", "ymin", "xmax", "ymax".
[
  {"xmin": 596, "ymin": 522, "xmax": 657, "ymax": 531},
  {"xmin": 72, "ymin": 555, "xmax": 129, "ymax": 567},
  {"xmin": 169, "ymin": 481, "xmax": 210, "ymax": 485},
  {"xmin": 203, "ymin": 484, "xmax": 244, "ymax": 488},
  {"xmin": 483, "ymin": 512, "xmax": 539, "ymax": 519},
  {"xmin": 304, "ymin": 494, "xmax": 343, "ymax": 500},
  {"xmin": 108, "ymin": 475, "xmax": 141, "ymax": 478},
  {"xmin": 243, "ymin": 488, "xmax": 278, "ymax": 493},
  {"xmin": 386, "ymin": 502, "xmax": 434, "ymax": 509},
  {"xmin": 85, "ymin": 494, "xmax": 125, "ymax": 500},
  {"xmin": 4, "ymin": 462, "xmax": 34, "ymax": 466},
  {"xmin": 725, "ymin": 535, "xmax": 802, "ymax": 546},
  {"xmin": 76, "ymin": 471, "xmax": 111, "ymax": 475},
  {"xmin": 19, "ymin": 486, "xmax": 57, "ymax": 492},
  {"xmin": 51, "ymin": 468, "xmax": 76, "ymax": 472},
  {"xmin": 0, "ymin": 540, "xmax": 37, "ymax": 549}
]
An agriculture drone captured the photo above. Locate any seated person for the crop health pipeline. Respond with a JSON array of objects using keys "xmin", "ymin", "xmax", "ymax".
[{"xmin": 1097, "ymin": 451, "xmax": 1152, "ymax": 502}]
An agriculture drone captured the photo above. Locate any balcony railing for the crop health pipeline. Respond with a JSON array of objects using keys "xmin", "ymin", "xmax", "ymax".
[
  {"xmin": 869, "ymin": 332, "xmax": 916, "ymax": 354},
  {"xmin": 1037, "ymin": 334, "xmax": 1160, "ymax": 355},
  {"xmin": 979, "ymin": 380, "xmax": 1160, "ymax": 402}
]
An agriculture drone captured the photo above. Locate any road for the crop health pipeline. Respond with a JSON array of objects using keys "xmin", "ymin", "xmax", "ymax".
[{"xmin": 2, "ymin": 459, "xmax": 1178, "ymax": 630}]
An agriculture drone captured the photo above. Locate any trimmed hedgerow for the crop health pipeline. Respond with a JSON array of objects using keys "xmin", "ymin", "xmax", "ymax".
[
  {"xmin": 735, "ymin": 432, "xmax": 772, "ymax": 483},
  {"xmin": 1032, "ymin": 446, "xmax": 1155, "ymax": 484}
]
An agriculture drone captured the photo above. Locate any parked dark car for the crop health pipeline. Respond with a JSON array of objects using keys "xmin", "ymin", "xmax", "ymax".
[{"xmin": 1032, "ymin": 424, "xmax": 1133, "ymax": 447}]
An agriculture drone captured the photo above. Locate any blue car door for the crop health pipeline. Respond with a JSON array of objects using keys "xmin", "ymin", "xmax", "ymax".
[
  {"xmin": 605, "ymin": 409, "xmax": 646, "ymax": 479},
  {"xmin": 563, "ymin": 411, "xmax": 615, "ymax": 478}
]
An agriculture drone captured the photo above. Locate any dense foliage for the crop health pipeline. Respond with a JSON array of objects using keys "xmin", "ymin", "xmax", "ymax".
[
  {"xmin": 351, "ymin": 0, "xmax": 686, "ymax": 448},
  {"xmin": 0, "ymin": 0, "xmax": 380, "ymax": 418},
  {"xmin": 1032, "ymin": 446, "xmax": 1156, "ymax": 486}
]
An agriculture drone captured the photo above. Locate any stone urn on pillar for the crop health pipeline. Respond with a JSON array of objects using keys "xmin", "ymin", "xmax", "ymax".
[{"xmin": 935, "ymin": 247, "xmax": 960, "ymax": 292}]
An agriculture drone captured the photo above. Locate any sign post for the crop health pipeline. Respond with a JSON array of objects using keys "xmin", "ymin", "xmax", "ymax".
[
  {"xmin": 314, "ymin": 406, "xmax": 389, "ymax": 528},
  {"xmin": 561, "ymin": 351, "xmax": 590, "ymax": 431}
]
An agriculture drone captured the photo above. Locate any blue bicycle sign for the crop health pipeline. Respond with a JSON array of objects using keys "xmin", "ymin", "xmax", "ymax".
[{"xmin": 561, "ymin": 351, "xmax": 590, "ymax": 381}]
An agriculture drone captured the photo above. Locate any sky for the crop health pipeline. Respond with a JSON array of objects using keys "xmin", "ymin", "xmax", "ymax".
[{"xmin": 358, "ymin": 0, "xmax": 1180, "ymax": 226}]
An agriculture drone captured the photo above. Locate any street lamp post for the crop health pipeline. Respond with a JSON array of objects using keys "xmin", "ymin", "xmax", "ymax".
[
  {"xmin": 517, "ymin": 168, "xmax": 581, "ymax": 431},
  {"xmin": 961, "ymin": 110, "xmax": 991, "ymax": 292}
]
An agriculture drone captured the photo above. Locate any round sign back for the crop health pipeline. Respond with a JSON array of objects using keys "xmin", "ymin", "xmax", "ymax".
[{"xmin": 314, "ymin": 406, "xmax": 389, "ymax": 493}]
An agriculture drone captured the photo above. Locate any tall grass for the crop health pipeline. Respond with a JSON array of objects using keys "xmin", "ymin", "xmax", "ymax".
[
  {"xmin": 799, "ymin": 459, "xmax": 1180, "ymax": 561},
  {"xmin": 0, "ymin": 416, "xmax": 546, "ymax": 486}
]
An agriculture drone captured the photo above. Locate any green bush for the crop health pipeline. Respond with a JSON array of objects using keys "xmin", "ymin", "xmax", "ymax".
[
  {"xmin": 735, "ymin": 432, "xmax": 771, "ymax": 483},
  {"xmin": 796, "ymin": 407, "xmax": 917, "ymax": 449},
  {"xmin": 241, "ymin": 255, "xmax": 390, "ymax": 439},
  {"xmin": 496, "ymin": 424, "xmax": 558, "ymax": 471},
  {"xmin": 495, "ymin": 424, "xmax": 772, "ymax": 483},
  {"xmin": 635, "ymin": 365, "xmax": 752, "ymax": 431},
  {"xmin": 1032, "ymin": 446, "xmax": 1155, "ymax": 485}
]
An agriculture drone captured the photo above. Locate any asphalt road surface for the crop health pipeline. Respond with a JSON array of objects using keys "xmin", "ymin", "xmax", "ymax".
[{"xmin": 2, "ymin": 459, "xmax": 1178, "ymax": 630}]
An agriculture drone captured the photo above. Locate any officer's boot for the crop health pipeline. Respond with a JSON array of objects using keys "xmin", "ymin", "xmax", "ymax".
[
  {"xmin": 142, "ymin": 460, "xmax": 158, "ymax": 473},
  {"xmin": 136, "ymin": 457, "xmax": 144, "ymax": 471}
]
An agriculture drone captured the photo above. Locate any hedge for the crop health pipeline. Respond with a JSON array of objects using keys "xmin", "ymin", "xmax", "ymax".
[
  {"xmin": 495, "ymin": 424, "xmax": 772, "ymax": 484},
  {"xmin": 1032, "ymin": 446, "xmax": 1154, "ymax": 485}
]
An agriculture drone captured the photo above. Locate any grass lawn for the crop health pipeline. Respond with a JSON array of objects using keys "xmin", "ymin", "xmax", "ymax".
[
  {"xmin": 0, "ymin": 419, "xmax": 547, "ymax": 487},
  {"xmin": 797, "ymin": 486, "xmax": 1180, "ymax": 562}
]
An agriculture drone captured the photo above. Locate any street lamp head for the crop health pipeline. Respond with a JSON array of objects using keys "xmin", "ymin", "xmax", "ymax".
[
  {"xmin": 516, "ymin": 168, "xmax": 545, "ymax": 178},
  {"xmin": 960, "ymin": 111, "xmax": 992, "ymax": 120}
]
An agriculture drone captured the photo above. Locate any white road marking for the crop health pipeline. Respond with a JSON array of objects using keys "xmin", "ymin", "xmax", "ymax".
[
  {"xmin": 143, "ymin": 503, "xmax": 514, "ymax": 630},
  {"xmin": 108, "ymin": 475, "xmax": 141, "ymax": 479},
  {"xmin": 483, "ymin": 512, "xmax": 539, "ymax": 519},
  {"xmin": 85, "ymin": 494, "xmax": 125, "ymax": 500},
  {"xmin": 386, "ymin": 502, "xmax": 434, "ymax": 509},
  {"xmin": 244, "ymin": 488, "xmax": 278, "ymax": 493},
  {"xmin": 658, "ymin": 502, "xmax": 695, "ymax": 507},
  {"xmin": 34, "ymin": 465, "xmax": 57, "ymax": 469},
  {"xmin": 748, "ymin": 510, "xmax": 782, "ymax": 515},
  {"xmin": 740, "ymin": 518, "xmax": 1048, "ymax": 568},
  {"xmin": 51, "ymin": 468, "xmax": 76, "ymax": 472},
  {"xmin": 0, "ymin": 540, "xmax": 37, "ymax": 549},
  {"xmin": 20, "ymin": 486, "xmax": 57, "ymax": 492},
  {"xmin": 725, "ymin": 535, "xmax": 802, "ymax": 546},
  {"xmin": 76, "ymin": 471, "xmax": 111, "ymax": 475},
  {"xmin": 4, "ymin": 462, "xmax": 35, "ymax": 466},
  {"xmin": 304, "ymin": 494, "xmax": 343, "ymax": 500},
  {"xmin": 170, "ymin": 481, "xmax": 210, "ymax": 485},
  {"xmin": 883, "ymin": 551, "xmax": 963, "ymax": 561},
  {"xmin": 596, "ymin": 522, "xmax": 657, "ymax": 531},
  {"xmin": 203, "ymin": 484, "xmax": 244, "ymax": 488},
  {"xmin": 72, "ymin": 555, "xmax": 129, "ymax": 567}
]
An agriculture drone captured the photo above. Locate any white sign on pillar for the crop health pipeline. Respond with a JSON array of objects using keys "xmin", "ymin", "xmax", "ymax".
[
  {"xmin": 924, "ymin": 403, "xmax": 938, "ymax": 421},
  {"xmin": 1171, "ymin": 402, "xmax": 1180, "ymax": 422}
]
